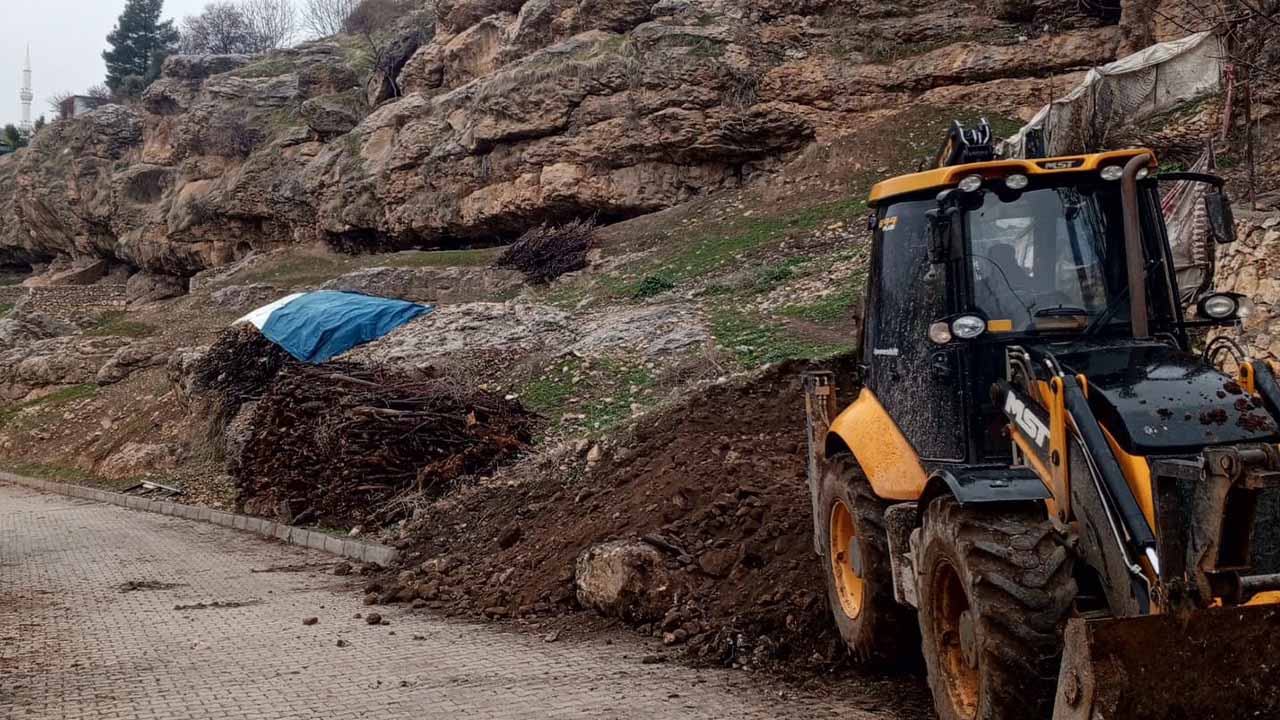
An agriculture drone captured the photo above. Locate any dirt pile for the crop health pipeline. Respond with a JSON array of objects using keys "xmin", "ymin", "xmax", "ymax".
[
  {"xmin": 235, "ymin": 363, "xmax": 534, "ymax": 526},
  {"xmin": 376, "ymin": 358, "xmax": 890, "ymax": 675},
  {"xmin": 496, "ymin": 218, "xmax": 597, "ymax": 284}
]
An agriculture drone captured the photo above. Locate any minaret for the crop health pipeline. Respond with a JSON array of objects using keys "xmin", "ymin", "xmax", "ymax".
[{"xmin": 19, "ymin": 46, "xmax": 33, "ymax": 133}]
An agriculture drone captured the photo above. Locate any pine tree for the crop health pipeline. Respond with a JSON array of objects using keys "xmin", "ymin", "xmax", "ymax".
[
  {"xmin": 103, "ymin": 0, "xmax": 180, "ymax": 92},
  {"xmin": 1, "ymin": 125, "xmax": 26, "ymax": 151}
]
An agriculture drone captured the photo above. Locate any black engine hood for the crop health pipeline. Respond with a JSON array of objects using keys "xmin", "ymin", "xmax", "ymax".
[{"xmin": 1028, "ymin": 340, "xmax": 1280, "ymax": 455}]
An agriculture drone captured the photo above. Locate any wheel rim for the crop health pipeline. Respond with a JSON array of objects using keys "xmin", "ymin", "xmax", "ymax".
[
  {"xmin": 828, "ymin": 499, "xmax": 864, "ymax": 619},
  {"xmin": 931, "ymin": 559, "xmax": 980, "ymax": 720}
]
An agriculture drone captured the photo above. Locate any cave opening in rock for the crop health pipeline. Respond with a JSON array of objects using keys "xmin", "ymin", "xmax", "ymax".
[
  {"xmin": 0, "ymin": 261, "xmax": 36, "ymax": 287},
  {"xmin": 322, "ymin": 207, "xmax": 644, "ymax": 258}
]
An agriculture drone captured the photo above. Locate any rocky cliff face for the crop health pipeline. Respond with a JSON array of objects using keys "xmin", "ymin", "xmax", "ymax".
[{"xmin": 0, "ymin": 0, "xmax": 1198, "ymax": 284}]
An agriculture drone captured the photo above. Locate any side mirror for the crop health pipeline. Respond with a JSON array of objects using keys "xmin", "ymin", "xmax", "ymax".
[{"xmin": 1205, "ymin": 186, "xmax": 1237, "ymax": 244}]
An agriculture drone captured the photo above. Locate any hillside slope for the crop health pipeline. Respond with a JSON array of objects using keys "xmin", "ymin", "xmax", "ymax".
[{"xmin": 0, "ymin": 0, "xmax": 1158, "ymax": 287}]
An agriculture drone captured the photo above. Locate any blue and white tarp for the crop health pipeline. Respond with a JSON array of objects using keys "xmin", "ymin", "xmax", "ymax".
[{"xmin": 235, "ymin": 291, "xmax": 432, "ymax": 363}]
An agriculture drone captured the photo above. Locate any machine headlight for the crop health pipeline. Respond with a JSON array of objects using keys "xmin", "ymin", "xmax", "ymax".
[
  {"xmin": 1100, "ymin": 165, "xmax": 1124, "ymax": 181},
  {"xmin": 951, "ymin": 315, "xmax": 987, "ymax": 339},
  {"xmin": 1005, "ymin": 173, "xmax": 1029, "ymax": 190},
  {"xmin": 958, "ymin": 174, "xmax": 983, "ymax": 193},
  {"xmin": 928, "ymin": 322, "xmax": 953, "ymax": 344},
  {"xmin": 1199, "ymin": 293, "xmax": 1245, "ymax": 320},
  {"xmin": 1136, "ymin": 167, "xmax": 1151, "ymax": 180}
]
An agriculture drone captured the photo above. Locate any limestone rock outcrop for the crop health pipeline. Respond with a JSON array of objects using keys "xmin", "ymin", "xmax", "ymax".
[{"xmin": 0, "ymin": 0, "xmax": 1137, "ymax": 284}]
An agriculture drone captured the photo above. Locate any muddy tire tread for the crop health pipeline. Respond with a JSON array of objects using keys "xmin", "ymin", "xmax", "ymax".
[
  {"xmin": 919, "ymin": 495, "xmax": 1075, "ymax": 720},
  {"xmin": 819, "ymin": 455, "xmax": 918, "ymax": 664}
]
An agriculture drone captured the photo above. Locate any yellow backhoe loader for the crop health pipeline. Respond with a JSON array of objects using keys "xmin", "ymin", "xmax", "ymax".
[{"xmin": 804, "ymin": 120, "xmax": 1280, "ymax": 719}]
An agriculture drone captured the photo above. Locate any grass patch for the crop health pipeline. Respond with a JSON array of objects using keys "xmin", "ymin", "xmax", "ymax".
[
  {"xmin": 85, "ymin": 311, "xmax": 156, "ymax": 338},
  {"xmin": 520, "ymin": 362, "xmax": 580, "ymax": 421},
  {"xmin": 5, "ymin": 462, "xmax": 137, "ymax": 491},
  {"xmin": 712, "ymin": 308, "xmax": 852, "ymax": 366},
  {"xmin": 581, "ymin": 360, "xmax": 654, "ymax": 432},
  {"xmin": 518, "ymin": 356, "xmax": 656, "ymax": 436},
  {"xmin": 778, "ymin": 264, "xmax": 868, "ymax": 324},
  {"xmin": 5, "ymin": 461, "xmax": 97, "ymax": 484},
  {"xmin": 631, "ymin": 274, "xmax": 677, "ymax": 299},
  {"xmin": 232, "ymin": 247, "xmax": 504, "ymax": 288},
  {"xmin": 616, "ymin": 197, "xmax": 868, "ymax": 296},
  {"xmin": 753, "ymin": 256, "xmax": 810, "ymax": 291},
  {"xmin": 0, "ymin": 302, "xmax": 12, "ymax": 317},
  {"xmin": 231, "ymin": 57, "xmax": 298, "ymax": 78},
  {"xmin": 389, "ymin": 248, "xmax": 502, "ymax": 268},
  {"xmin": 0, "ymin": 384, "xmax": 99, "ymax": 428}
]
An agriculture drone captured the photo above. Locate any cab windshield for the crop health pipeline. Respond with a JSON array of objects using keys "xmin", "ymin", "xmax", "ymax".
[{"xmin": 967, "ymin": 181, "xmax": 1130, "ymax": 333}]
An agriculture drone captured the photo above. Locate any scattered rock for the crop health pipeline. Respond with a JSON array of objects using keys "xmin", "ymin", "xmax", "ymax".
[
  {"xmin": 302, "ymin": 617, "xmax": 319, "ymax": 626},
  {"xmin": 496, "ymin": 524, "xmax": 522, "ymax": 549},
  {"xmin": 126, "ymin": 272, "xmax": 188, "ymax": 304},
  {"xmin": 332, "ymin": 561, "xmax": 353, "ymax": 576},
  {"xmin": 365, "ymin": 613, "xmax": 383, "ymax": 625},
  {"xmin": 697, "ymin": 548, "xmax": 737, "ymax": 578},
  {"xmin": 575, "ymin": 540, "xmax": 682, "ymax": 623}
]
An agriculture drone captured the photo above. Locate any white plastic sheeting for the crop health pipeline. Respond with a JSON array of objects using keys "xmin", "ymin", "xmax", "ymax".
[
  {"xmin": 1001, "ymin": 31, "xmax": 1227, "ymax": 303},
  {"xmin": 235, "ymin": 292, "xmax": 304, "ymax": 329},
  {"xmin": 1002, "ymin": 32, "xmax": 1224, "ymax": 158}
]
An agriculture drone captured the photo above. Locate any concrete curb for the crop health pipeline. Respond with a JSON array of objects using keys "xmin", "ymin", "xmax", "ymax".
[{"xmin": 0, "ymin": 471, "xmax": 399, "ymax": 567}]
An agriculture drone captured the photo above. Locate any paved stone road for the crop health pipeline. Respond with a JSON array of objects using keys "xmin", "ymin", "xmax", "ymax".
[{"xmin": 0, "ymin": 484, "xmax": 911, "ymax": 719}]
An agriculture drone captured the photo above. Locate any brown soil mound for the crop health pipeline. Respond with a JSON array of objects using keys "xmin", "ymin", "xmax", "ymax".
[
  {"xmin": 383, "ymin": 358, "xmax": 917, "ymax": 677},
  {"xmin": 236, "ymin": 363, "xmax": 534, "ymax": 526}
]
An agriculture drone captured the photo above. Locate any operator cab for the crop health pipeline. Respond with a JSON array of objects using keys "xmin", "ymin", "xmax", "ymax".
[{"xmin": 861, "ymin": 148, "xmax": 1244, "ymax": 467}]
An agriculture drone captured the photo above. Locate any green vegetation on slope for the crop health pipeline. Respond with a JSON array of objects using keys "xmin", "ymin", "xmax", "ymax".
[
  {"xmin": 232, "ymin": 247, "xmax": 504, "ymax": 288},
  {"xmin": 86, "ymin": 311, "xmax": 156, "ymax": 338},
  {"xmin": 0, "ymin": 384, "xmax": 98, "ymax": 429}
]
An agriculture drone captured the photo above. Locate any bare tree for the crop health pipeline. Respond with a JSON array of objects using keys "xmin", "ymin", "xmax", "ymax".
[
  {"xmin": 47, "ymin": 90, "xmax": 74, "ymax": 117},
  {"xmin": 301, "ymin": 0, "xmax": 359, "ymax": 38},
  {"xmin": 86, "ymin": 84, "xmax": 114, "ymax": 101},
  {"xmin": 243, "ymin": 0, "xmax": 297, "ymax": 50},
  {"xmin": 345, "ymin": 0, "xmax": 420, "ymax": 99},
  {"xmin": 181, "ymin": 2, "xmax": 255, "ymax": 54}
]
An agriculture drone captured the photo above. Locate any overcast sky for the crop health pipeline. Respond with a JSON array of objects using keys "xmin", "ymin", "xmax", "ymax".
[{"xmin": 2, "ymin": 0, "xmax": 211, "ymax": 128}]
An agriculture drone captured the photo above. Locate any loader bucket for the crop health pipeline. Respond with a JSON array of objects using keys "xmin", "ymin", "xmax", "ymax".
[{"xmin": 1052, "ymin": 603, "xmax": 1280, "ymax": 719}]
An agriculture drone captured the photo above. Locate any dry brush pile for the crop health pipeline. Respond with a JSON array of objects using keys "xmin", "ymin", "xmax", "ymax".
[
  {"xmin": 233, "ymin": 362, "xmax": 535, "ymax": 526},
  {"xmin": 495, "ymin": 217, "xmax": 597, "ymax": 283}
]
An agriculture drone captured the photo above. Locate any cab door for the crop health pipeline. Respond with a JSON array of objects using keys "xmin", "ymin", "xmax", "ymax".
[{"xmin": 863, "ymin": 200, "xmax": 966, "ymax": 462}]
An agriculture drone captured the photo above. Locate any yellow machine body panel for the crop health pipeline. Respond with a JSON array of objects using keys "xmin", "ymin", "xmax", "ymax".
[
  {"xmin": 1101, "ymin": 425, "xmax": 1156, "ymax": 531},
  {"xmin": 868, "ymin": 149, "xmax": 1158, "ymax": 207},
  {"xmin": 825, "ymin": 389, "xmax": 928, "ymax": 501}
]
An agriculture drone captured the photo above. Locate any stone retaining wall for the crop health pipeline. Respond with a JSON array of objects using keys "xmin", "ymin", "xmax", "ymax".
[
  {"xmin": 1214, "ymin": 212, "xmax": 1280, "ymax": 359},
  {"xmin": 0, "ymin": 285, "xmax": 29, "ymax": 307},
  {"xmin": 21, "ymin": 285, "xmax": 127, "ymax": 322}
]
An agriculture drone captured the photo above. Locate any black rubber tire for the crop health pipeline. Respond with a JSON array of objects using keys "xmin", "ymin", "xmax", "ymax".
[
  {"xmin": 916, "ymin": 495, "xmax": 1076, "ymax": 720},
  {"xmin": 817, "ymin": 454, "xmax": 919, "ymax": 665}
]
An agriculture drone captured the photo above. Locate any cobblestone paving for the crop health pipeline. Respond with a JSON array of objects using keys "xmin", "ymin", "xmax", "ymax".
[{"xmin": 0, "ymin": 484, "xmax": 905, "ymax": 720}]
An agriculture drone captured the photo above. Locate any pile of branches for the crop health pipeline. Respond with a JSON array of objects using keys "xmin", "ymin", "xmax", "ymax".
[
  {"xmin": 496, "ymin": 217, "xmax": 597, "ymax": 283},
  {"xmin": 191, "ymin": 324, "xmax": 292, "ymax": 416},
  {"xmin": 234, "ymin": 362, "xmax": 534, "ymax": 526}
]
